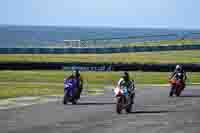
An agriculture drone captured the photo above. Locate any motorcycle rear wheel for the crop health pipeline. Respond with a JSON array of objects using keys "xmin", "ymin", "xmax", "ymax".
[
  {"xmin": 126, "ymin": 104, "xmax": 132, "ymax": 113},
  {"xmin": 125, "ymin": 96, "xmax": 133, "ymax": 113},
  {"xmin": 169, "ymin": 86, "xmax": 175, "ymax": 97}
]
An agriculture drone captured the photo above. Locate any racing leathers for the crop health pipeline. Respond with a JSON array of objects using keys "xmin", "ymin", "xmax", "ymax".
[
  {"xmin": 64, "ymin": 76, "xmax": 77, "ymax": 97},
  {"xmin": 170, "ymin": 69, "xmax": 187, "ymax": 90},
  {"xmin": 75, "ymin": 74, "xmax": 83, "ymax": 99},
  {"xmin": 117, "ymin": 78, "xmax": 135, "ymax": 104},
  {"xmin": 65, "ymin": 74, "xmax": 83, "ymax": 99}
]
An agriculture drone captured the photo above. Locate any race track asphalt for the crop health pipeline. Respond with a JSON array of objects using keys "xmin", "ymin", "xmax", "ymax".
[{"xmin": 1, "ymin": 85, "xmax": 200, "ymax": 133}]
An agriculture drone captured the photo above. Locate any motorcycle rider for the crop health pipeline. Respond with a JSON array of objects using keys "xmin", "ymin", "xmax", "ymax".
[
  {"xmin": 170, "ymin": 65, "xmax": 187, "ymax": 90},
  {"xmin": 117, "ymin": 71, "xmax": 135, "ymax": 104},
  {"xmin": 64, "ymin": 69, "xmax": 83, "ymax": 99},
  {"xmin": 74, "ymin": 69, "xmax": 83, "ymax": 99},
  {"xmin": 64, "ymin": 73, "xmax": 76, "ymax": 99}
]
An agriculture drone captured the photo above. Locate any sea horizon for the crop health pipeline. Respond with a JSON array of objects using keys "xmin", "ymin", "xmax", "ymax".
[{"xmin": 0, "ymin": 24, "xmax": 200, "ymax": 48}]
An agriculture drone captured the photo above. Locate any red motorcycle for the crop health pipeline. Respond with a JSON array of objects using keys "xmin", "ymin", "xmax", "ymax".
[{"xmin": 169, "ymin": 78, "xmax": 184, "ymax": 97}]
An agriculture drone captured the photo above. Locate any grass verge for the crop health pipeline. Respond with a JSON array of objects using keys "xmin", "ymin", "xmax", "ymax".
[
  {"xmin": 127, "ymin": 39, "xmax": 200, "ymax": 47},
  {"xmin": 0, "ymin": 70, "xmax": 200, "ymax": 99},
  {"xmin": 0, "ymin": 50, "xmax": 200, "ymax": 64}
]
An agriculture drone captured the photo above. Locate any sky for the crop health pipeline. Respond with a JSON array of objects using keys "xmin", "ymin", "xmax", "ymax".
[{"xmin": 0, "ymin": 0, "xmax": 200, "ymax": 29}]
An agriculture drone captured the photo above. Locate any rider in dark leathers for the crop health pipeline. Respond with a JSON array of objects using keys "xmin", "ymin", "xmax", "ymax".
[
  {"xmin": 74, "ymin": 70, "xmax": 83, "ymax": 99},
  {"xmin": 117, "ymin": 72, "xmax": 135, "ymax": 104},
  {"xmin": 170, "ymin": 65, "xmax": 187, "ymax": 90}
]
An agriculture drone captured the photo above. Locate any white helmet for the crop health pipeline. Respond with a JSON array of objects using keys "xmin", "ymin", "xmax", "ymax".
[
  {"xmin": 176, "ymin": 65, "xmax": 180, "ymax": 69},
  {"xmin": 175, "ymin": 65, "xmax": 181, "ymax": 71}
]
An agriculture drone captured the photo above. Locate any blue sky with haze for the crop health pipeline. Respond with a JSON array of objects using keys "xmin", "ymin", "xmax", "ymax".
[{"xmin": 1, "ymin": 0, "xmax": 200, "ymax": 29}]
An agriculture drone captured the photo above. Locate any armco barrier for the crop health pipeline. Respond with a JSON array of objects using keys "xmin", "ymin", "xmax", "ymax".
[
  {"xmin": 0, "ymin": 44, "xmax": 200, "ymax": 54},
  {"xmin": 0, "ymin": 62, "xmax": 200, "ymax": 72}
]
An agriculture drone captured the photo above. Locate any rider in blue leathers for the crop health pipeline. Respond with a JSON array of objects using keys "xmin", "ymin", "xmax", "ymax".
[
  {"xmin": 64, "ymin": 70, "xmax": 83, "ymax": 99},
  {"xmin": 64, "ymin": 73, "xmax": 77, "ymax": 98}
]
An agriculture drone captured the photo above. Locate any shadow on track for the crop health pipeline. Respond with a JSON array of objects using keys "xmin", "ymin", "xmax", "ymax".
[
  {"xmin": 129, "ymin": 110, "xmax": 176, "ymax": 114},
  {"xmin": 179, "ymin": 95, "xmax": 200, "ymax": 98},
  {"xmin": 77, "ymin": 102, "xmax": 115, "ymax": 105}
]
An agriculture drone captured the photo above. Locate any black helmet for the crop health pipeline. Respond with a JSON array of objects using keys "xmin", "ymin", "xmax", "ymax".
[
  {"xmin": 74, "ymin": 69, "xmax": 80, "ymax": 77},
  {"xmin": 122, "ymin": 71, "xmax": 129, "ymax": 81}
]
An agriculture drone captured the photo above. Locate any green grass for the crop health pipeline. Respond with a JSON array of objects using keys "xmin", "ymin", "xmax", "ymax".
[
  {"xmin": 0, "ymin": 70, "xmax": 200, "ymax": 99},
  {"xmin": 0, "ymin": 50, "xmax": 200, "ymax": 64},
  {"xmin": 45, "ymin": 39, "xmax": 200, "ymax": 48},
  {"xmin": 0, "ymin": 82, "xmax": 105, "ymax": 99},
  {"xmin": 0, "ymin": 83, "xmax": 62, "ymax": 99},
  {"xmin": 126, "ymin": 39, "xmax": 200, "ymax": 47}
]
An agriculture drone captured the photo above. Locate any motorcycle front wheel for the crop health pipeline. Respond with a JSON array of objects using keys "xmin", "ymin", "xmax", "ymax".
[
  {"xmin": 63, "ymin": 94, "xmax": 68, "ymax": 105},
  {"xmin": 169, "ymin": 86, "xmax": 175, "ymax": 97},
  {"xmin": 116, "ymin": 96, "xmax": 124, "ymax": 114}
]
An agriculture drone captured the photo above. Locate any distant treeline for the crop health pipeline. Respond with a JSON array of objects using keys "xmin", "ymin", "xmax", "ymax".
[{"xmin": 0, "ymin": 62, "xmax": 200, "ymax": 72}]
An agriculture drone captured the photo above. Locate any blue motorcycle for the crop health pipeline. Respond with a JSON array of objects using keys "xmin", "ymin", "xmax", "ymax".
[{"xmin": 63, "ymin": 78, "xmax": 78, "ymax": 105}]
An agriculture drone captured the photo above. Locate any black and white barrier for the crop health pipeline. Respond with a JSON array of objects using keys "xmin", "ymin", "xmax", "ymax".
[{"xmin": 0, "ymin": 62, "xmax": 200, "ymax": 72}]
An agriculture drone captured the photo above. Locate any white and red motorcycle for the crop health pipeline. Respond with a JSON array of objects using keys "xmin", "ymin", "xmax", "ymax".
[{"xmin": 113, "ymin": 84, "xmax": 135, "ymax": 114}]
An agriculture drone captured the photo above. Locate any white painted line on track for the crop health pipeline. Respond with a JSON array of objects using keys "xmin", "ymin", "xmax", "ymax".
[{"xmin": 0, "ymin": 93, "xmax": 105, "ymax": 110}]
